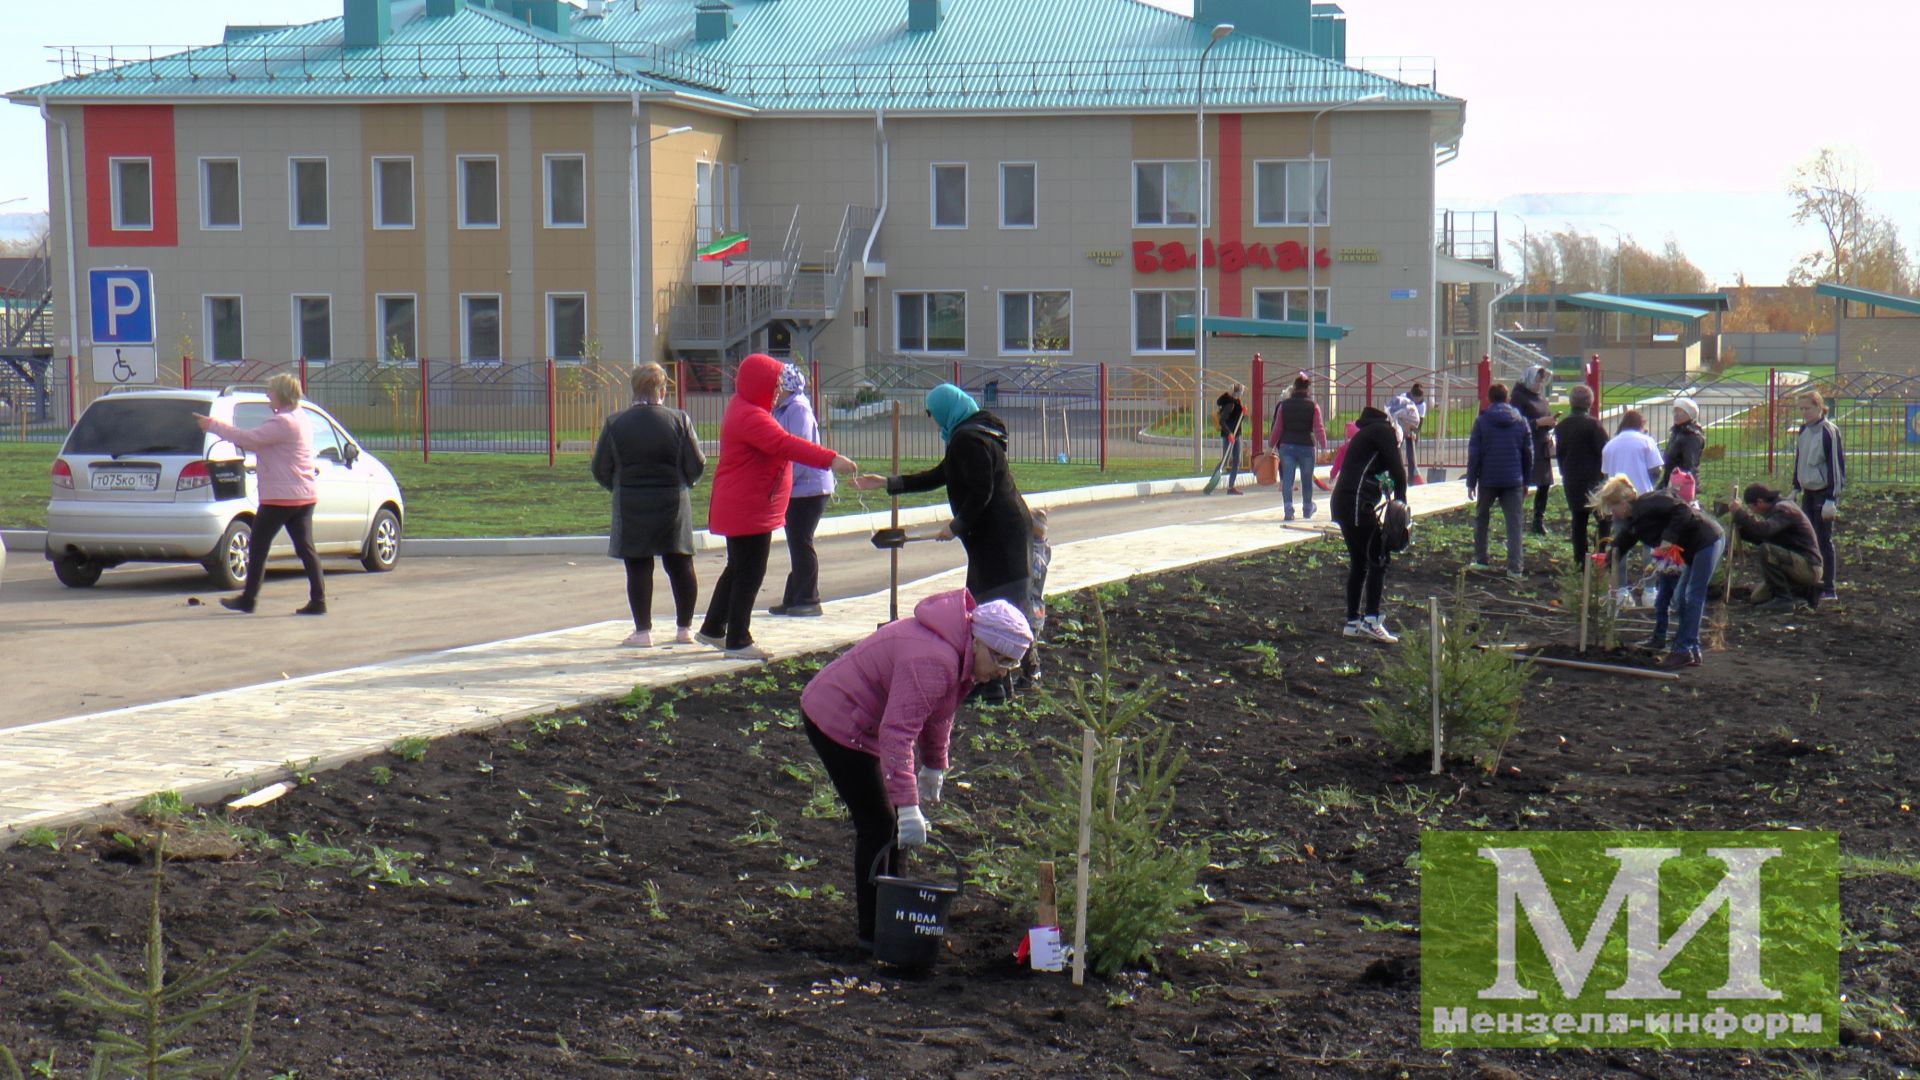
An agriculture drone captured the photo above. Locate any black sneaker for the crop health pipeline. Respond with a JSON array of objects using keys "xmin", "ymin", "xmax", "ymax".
[
  {"xmin": 219, "ymin": 596, "xmax": 255, "ymax": 614},
  {"xmin": 295, "ymin": 599, "xmax": 328, "ymax": 616},
  {"xmin": 767, "ymin": 604, "xmax": 789, "ymax": 616},
  {"xmin": 784, "ymin": 603, "xmax": 824, "ymax": 617}
]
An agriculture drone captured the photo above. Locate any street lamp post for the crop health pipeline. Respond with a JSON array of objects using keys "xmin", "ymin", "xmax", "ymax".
[
  {"xmin": 1192, "ymin": 22, "xmax": 1233, "ymax": 471},
  {"xmin": 1305, "ymin": 92, "xmax": 1385, "ymax": 390}
]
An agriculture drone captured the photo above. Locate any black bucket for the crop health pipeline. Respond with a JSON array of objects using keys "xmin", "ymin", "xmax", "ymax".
[
  {"xmin": 868, "ymin": 840, "xmax": 963, "ymax": 970},
  {"xmin": 205, "ymin": 458, "xmax": 248, "ymax": 501}
]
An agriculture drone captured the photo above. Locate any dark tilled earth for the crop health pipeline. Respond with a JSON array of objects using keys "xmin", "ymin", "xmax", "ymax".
[{"xmin": 3, "ymin": 497, "xmax": 1918, "ymax": 1078}]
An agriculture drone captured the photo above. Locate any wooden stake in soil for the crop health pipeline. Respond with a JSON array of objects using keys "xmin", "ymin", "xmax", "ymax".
[
  {"xmin": 1072, "ymin": 727, "xmax": 1096, "ymax": 987},
  {"xmin": 1722, "ymin": 482, "xmax": 1739, "ymax": 606},
  {"xmin": 1428, "ymin": 596, "xmax": 1443, "ymax": 776},
  {"xmin": 1578, "ymin": 556, "xmax": 1593, "ymax": 655}
]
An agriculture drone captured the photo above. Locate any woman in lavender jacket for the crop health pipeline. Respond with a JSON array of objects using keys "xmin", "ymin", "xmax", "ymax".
[{"xmin": 770, "ymin": 363, "xmax": 832, "ymax": 617}]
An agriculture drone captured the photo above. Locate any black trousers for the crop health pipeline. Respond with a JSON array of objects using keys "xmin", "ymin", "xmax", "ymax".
[
  {"xmin": 1800, "ymin": 489, "xmax": 1837, "ymax": 592},
  {"xmin": 623, "ymin": 554, "xmax": 697, "ymax": 631},
  {"xmin": 781, "ymin": 494, "xmax": 828, "ymax": 607},
  {"xmin": 1564, "ymin": 476, "xmax": 1603, "ymax": 564},
  {"xmin": 1532, "ymin": 477, "xmax": 1554, "ymax": 526},
  {"xmin": 243, "ymin": 503, "xmax": 324, "ymax": 604},
  {"xmin": 1339, "ymin": 517, "xmax": 1388, "ymax": 621},
  {"xmin": 1403, "ymin": 435, "xmax": 1418, "ymax": 478},
  {"xmin": 804, "ymin": 715, "xmax": 899, "ymax": 943},
  {"xmin": 700, "ymin": 532, "xmax": 773, "ymax": 649}
]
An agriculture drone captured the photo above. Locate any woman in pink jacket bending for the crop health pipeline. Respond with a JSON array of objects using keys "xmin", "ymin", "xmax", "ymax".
[
  {"xmin": 194, "ymin": 373, "xmax": 326, "ymax": 615},
  {"xmin": 799, "ymin": 590, "xmax": 1033, "ymax": 949}
]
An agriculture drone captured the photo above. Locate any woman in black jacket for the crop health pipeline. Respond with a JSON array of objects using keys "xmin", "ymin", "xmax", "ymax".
[
  {"xmin": 1510, "ymin": 365, "xmax": 1557, "ymax": 535},
  {"xmin": 1659, "ymin": 396, "xmax": 1706, "ymax": 491},
  {"xmin": 591, "ymin": 362, "xmax": 706, "ymax": 647},
  {"xmin": 1592, "ymin": 476, "xmax": 1724, "ymax": 669},
  {"xmin": 1329, "ymin": 406, "xmax": 1408, "ymax": 643}
]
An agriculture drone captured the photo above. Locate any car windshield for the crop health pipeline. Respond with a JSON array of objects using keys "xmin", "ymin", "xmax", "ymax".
[{"xmin": 62, "ymin": 398, "xmax": 208, "ymax": 457}]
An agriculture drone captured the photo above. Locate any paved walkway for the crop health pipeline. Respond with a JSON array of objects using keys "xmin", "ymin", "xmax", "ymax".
[{"xmin": 0, "ymin": 480, "xmax": 1471, "ymax": 842}]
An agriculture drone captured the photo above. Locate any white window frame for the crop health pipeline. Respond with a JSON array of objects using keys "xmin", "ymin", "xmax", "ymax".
[
  {"xmin": 894, "ymin": 290, "xmax": 967, "ymax": 355},
  {"xmin": 202, "ymin": 294, "xmax": 246, "ymax": 364},
  {"xmin": 460, "ymin": 293, "xmax": 504, "ymax": 365},
  {"xmin": 287, "ymin": 156, "xmax": 330, "ymax": 230},
  {"xmin": 198, "ymin": 157, "xmax": 241, "ymax": 232},
  {"xmin": 376, "ymin": 292, "xmax": 419, "ymax": 364},
  {"xmin": 930, "ymin": 163, "xmax": 968, "ymax": 230},
  {"xmin": 997, "ymin": 290, "xmax": 1073, "ymax": 356},
  {"xmin": 1130, "ymin": 288, "xmax": 1205, "ymax": 355},
  {"xmin": 998, "ymin": 162, "xmax": 1037, "ymax": 230},
  {"xmin": 1131, "ymin": 159, "xmax": 1211, "ymax": 229},
  {"xmin": 542, "ymin": 153, "xmax": 587, "ymax": 229},
  {"xmin": 545, "ymin": 291, "xmax": 589, "ymax": 363},
  {"xmin": 291, "ymin": 294, "xmax": 333, "ymax": 365},
  {"xmin": 457, "ymin": 154, "xmax": 501, "ymax": 230},
  {"xmin": 1252, "ymin": 286, "xmax": 1333, "ymax": 324},
  {"xmin": 109, "ymin": 156, "xmax": 154, "ymax": 232},
  {"xmin": 1252, "ymin": 158, "xmax": 1331, "ymax": 227},
  {"xmin": 727, "ymin": 162, "xmax": 741, "ymax": 232},
  {"xmin": 371, "ymin": 155, "xmax": 415, "ymax": 230}
]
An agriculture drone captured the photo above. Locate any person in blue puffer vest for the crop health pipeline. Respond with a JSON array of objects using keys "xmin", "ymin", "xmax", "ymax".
[{"xmin": 1466, "ymin": 382, "xmax": 1535, "ymax": 578}]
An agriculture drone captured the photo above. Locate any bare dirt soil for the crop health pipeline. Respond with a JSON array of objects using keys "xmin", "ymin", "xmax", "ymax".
[{"xmin": 3, "ymin": 496, "xmax": 1918, "ymax": 1078}]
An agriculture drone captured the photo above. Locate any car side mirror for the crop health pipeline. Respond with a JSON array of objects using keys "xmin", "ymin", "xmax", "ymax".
[{"xmin": 342, "ymin": 443, "xmax": 360, "ymax": 467}]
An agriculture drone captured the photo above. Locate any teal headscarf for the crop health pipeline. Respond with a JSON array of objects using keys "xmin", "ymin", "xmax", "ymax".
[{"xmin": 924, "ymin": 383, "xmax": 980, "ymax": 442}]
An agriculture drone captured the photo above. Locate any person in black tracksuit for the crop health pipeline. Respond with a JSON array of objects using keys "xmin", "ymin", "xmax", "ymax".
[
  {"xmin": 1215, "ymin": 383, "xmax": 1246, "ymax": 494},
  {"xmin": 1330, "ymin": 406, "xmax": 1408, "ymax": 643},
  {"xmin": 1659, "ymin": 398, "xmax": 1706, "ymax": 490},
  {"xmin": 1510, "ymin": 365, "xmax": 1557, "ymax": 534},
  {"xmin": 1553, "ymin": 383, "xmax": 1609, "ymax": 566}
]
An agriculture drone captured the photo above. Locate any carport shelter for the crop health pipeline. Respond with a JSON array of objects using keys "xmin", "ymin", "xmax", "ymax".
[{"xmin": 1817, "ymin": 283, "xmax": 1920, "ymax": 376}]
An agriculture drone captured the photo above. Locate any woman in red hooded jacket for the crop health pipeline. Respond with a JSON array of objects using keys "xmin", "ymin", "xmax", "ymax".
[{"xmin": 697, "ymin": 354, "xmax": 857, "ymax": 658}]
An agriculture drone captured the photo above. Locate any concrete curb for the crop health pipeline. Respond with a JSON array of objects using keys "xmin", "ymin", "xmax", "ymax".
[{"xmin": 1, "ymin": 529, "xmax": 41, "ymax": 552}]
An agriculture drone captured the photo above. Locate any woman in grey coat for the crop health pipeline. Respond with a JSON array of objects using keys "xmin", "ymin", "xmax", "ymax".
[{"xmin": 592, "ymin": 362, "xmax": 706, "ymax": 646}]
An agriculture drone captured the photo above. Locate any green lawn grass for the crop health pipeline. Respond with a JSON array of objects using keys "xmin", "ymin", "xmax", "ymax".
[{"xmin": 0, "ymin": 442, "xmax": 1195, "ymax": 537}]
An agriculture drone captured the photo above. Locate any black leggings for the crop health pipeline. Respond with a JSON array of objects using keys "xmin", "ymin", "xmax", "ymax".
[
  {"xmin": 623, "ymin": 554, "xmax": 697, "ymax": 631},
  {"xmin": 1533, "ymin": 480, "xmax": 1554, "ymax": 524},
  {"xmin": 243, "ymin": 503, "xmax": 324, "ymax": 603},
  {"xmin": 781, "ymin": 495, "xmax": 828, "ymax": 607},
  {"xmin": 1564, "ymin": 479, "xmax": 1602, "ymax": 564},
  {"xmin": 700, "ymin": 532, "xmax": 773, "ymax": 649},
  {"xmin": 804, "ymin": 715, "xmax": 899, "ymax": 943},
  {"xmin": 1339, "ymin": 517, "xmax": 1388, "ymax": 621}
]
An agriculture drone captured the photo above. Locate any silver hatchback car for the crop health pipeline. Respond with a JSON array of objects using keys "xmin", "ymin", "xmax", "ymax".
[{"xmin": 46, "ymin": 387, "xmax": 406, "ymax": 588}]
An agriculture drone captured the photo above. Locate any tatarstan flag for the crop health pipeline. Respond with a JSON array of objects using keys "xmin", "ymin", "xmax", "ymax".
[{"xmin": 697, "ymin": 233, "xmax": 748, "ymax": 261}]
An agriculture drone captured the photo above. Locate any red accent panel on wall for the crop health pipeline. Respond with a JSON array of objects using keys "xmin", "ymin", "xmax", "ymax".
[
  {"xmin": 1217, "ymin": 113, "xmax": 1243, "ymax": 317},
  {"xmin": 84, "ymin": 105, "xmax": 177, "ymax": 248}
]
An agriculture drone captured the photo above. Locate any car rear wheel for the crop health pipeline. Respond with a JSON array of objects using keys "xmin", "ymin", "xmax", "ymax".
[
  {"xmin": 361, "ymin": 507, "xmax": 401, "ymax": 572},
  {"xmin": 205, "ymin": 518, "xmax": 252, "ymax": 590},
  {"xmin": 52, "ymin": 552, "xmax": 104, "ymax": 588}
]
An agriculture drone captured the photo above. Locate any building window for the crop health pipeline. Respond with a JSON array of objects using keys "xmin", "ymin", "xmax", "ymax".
[
  {"xmin": 204, "ymin": 296, "xmax": 244, "ymax": 363},
  {"xmin": 110, "ymin": 158, "xmax": 153, "ymax": 231},
  {"xmin": 1133, "ymin": 161, "xmax": 1208, "ymax": 227},
  {"xmin": 931, "ymin": 164, "xmax": 967, "ymax": 229},
  {"xmin": 378, "ymin": 294, "xmax": 417, "ymax": 363},
  {"xmin": 459, "ymin": 156, "xmax": 500, "ymax": 229},
  {"xmin": 896, "ymin": 291, "xmax": 966, "ymax": 353},
  {"xmin": 293, "ymin": 296, "xmax": 332, "ymax": 362},
  {"xmin": 1254, "ymin": 160, "xmax": 1330, "ymax": 226},
  {"xmin": 1000, "ymin": 291, "xmax": 1071, "ymax": 354},
  {"xmin": 462, "ymin": 294, "xmax": 502, "ymax": 364},
  {"xmin": 200, "ymin": 158, "xmax": 240, "ymax": 230},
  {"xmin": 548, "ymin": 293, "xmax": 587, "ymax": 361},
  {"xmin": 373, "ymin": 157, "xmax": 414, "ymax": 229},
  {"xmin": 999, "ymin": 163, "xmax": 1036, "ymax": 229},
  {"xmin": 1132, "ymin": 289, "xmax": 1198, "ymax": 353},
  {"xmin": 1252, "ymin": 286, "xmax": 1332, "ymax": 323},
  {"xmin": 544, "ymin": 154, "xmax": 586, "ymax": 228},
  {"xmin": 289, "ymin": 157, "xmax": 328, "ymax": 229}
]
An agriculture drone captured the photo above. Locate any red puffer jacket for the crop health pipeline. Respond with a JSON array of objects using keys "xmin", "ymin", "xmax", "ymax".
[{"xmin": 708, "ymin": 353, "xmax": 839, "ymax": 537}]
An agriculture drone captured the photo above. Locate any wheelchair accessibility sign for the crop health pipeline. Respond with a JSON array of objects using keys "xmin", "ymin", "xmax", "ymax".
[
  {"xmin": 1908, "ymin": 403, "xmax": 1920, "ymax": 444},
  {"xmin": 88, "ymin": 268, "xmax": 158, "ymax": 385}
]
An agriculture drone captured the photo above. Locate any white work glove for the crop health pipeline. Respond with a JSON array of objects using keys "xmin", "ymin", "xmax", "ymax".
[
  {"xmin": 895, "ymin": 805, "xmax": 929, "ymax": 849},
  {"xmin": 1821, "ymin": 500, "xmax": 1837, "ymax": 522},
  {"xmin": 916, "ymin": 767, "xmax": 946, "ymax": 805}
]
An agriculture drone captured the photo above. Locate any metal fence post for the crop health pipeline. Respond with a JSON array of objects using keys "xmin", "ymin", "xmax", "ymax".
[
  {"xmin": 1477, "ymin": 354, "xmax": 1491, "ymax": 408},
  {"xmin": 418, "ymin": 355, "xmax": 431, "ymax": 463},
  {"xmin": 1250, "ymin": 351, "xmax": 1265, "ymax": 449},
  {"xmin": 675, "ymin": 359, "xmax": 686, "ymax": 412},
  {"xmin": 1365, "ymin": 361, "xmax": 1375, "ymax": 409},
  {"xmin": 1766, "ymin": 367, "xmax": 1777, "ymax": 475},
  {"xmin": 298, "ymin": 355, "xmax": 309, "ymax": 395},
  {"xmin": 1585, "ymin": 352, "xmax": 1601, "ymax": 406},
  {"xmin": 1097, "ymin": 362, "xmax": 1109, "ymax": 472},
  {"xmin": 66, "ymin": 354, "xmax": 76, "ymax": 425},
  {"xmin": 181, "ymin": 354, "xmax": 193, "ymax": 390},
  {"xmin": 951, "ymin": 359, "xmax": 961, "ymax": 389},
  {"xmin": 546, "ymin": 356, "xmax": 557, "ymax": 468}
]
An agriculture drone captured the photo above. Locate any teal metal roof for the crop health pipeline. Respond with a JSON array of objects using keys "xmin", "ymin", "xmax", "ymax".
[
  {"xmin": 1558, "ymin": 292, "xmax": 1708, "ymax": 324},
  {"xmin": 1173, "ymin": 313, "xmax": 1351, "ymax": 340},
  {"xmin": 1502, "ymin": 291, "xmax": 1729, "ymax": 312},
  {"xmin": 1816, "ymin": 282, "xmax": 1920, "ymax": 317},
  {"xmin": 13, "ymin": 0, "xmax": 1458, "ymax": 117}
]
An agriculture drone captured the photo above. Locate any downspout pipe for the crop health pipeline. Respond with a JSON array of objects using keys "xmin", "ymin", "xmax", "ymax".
[
  {"xmin": 39, "ymin": 95, "xmax": 80, "ymax": 372},
  {"xmin": 861, "ymin": 108, "xmax": 888, "ymax": 365},
  {"xmin": 629, "ymin": 93, "xmax": 642, "ymax": 364}
]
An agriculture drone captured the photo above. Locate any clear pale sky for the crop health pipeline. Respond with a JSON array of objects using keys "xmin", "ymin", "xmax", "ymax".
[{"xmin": 2, "ymin": 0, "xmax": 1915, "ymax": 283}]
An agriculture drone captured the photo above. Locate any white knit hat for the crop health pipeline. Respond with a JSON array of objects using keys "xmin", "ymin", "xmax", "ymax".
[{"xmin": 1672, "ymin": 397, "xmax": 1700, "ymax": 422}]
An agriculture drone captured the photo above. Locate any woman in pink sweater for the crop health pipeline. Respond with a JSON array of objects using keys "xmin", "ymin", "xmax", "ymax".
[
  {"xmin": 194, "ymin": 374, "xmax": 326, "ymax": 615},
  {"xmin": 799, "ymin": 590, "xmax": 1032, "ymax": 948}
]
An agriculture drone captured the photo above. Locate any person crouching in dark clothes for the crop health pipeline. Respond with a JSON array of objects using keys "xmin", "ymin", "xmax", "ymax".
[{"xmin": 1729, "ymin": 483, "xmax": 1823, "ymax": 611}]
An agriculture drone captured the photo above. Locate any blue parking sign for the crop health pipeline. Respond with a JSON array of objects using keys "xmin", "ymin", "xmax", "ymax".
[
  {"xmin": 1908, "ymin": 403, "xmax": 1920, "ymax": 444},
  {"xmin": 89, "ymin": 268, "xmax": 155, "ymax": 345}
]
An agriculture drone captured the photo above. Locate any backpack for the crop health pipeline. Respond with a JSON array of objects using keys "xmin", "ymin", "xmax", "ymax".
[{"xmin": 1379, "ymin": 496, "xmax": 1413, "ymax": 554}]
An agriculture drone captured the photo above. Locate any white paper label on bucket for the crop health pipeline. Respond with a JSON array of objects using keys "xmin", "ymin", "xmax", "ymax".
[{"xmin": 1028, "ymin": 926, "xmax": 1064, "ymax": 972}]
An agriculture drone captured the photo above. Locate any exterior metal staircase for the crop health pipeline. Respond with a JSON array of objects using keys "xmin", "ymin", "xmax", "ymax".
[
  {"xmin": 0, "ymin": 234, "xmax": 55, "ymax": 421},
  {"xmin": 666, "ymin": 203, "xmax": 875, "ymax": 359}
]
